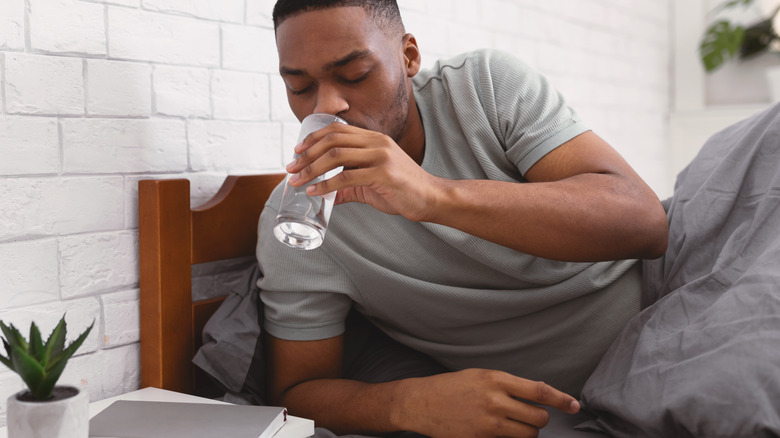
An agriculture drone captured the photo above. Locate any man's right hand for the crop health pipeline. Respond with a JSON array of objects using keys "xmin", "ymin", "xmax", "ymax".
[
  {"xmin": 393, "ymin": 368, "xmax": 579, "ymax": 438},
  {"xmin": 266, "ymin": 333, "xmax": 579, "ymax": 437}
]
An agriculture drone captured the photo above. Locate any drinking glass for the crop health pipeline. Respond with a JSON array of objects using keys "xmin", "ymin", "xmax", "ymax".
[{"xmin": 273, "ymin": 113, "xmax": 347, "ymax": 250}]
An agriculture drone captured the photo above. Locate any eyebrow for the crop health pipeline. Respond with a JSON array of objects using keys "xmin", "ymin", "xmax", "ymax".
[{"xmin": 280, "ymin": 49, "xmax": 374, "ymax": 76}]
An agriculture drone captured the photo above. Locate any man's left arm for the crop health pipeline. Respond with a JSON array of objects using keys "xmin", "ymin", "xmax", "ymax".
[
  {"xmin": 288, "ymin": 124, "xmax": 668, "ymax": 262},
  {"xmin": 427, "ymin": 130, "xmax": 669, "ymax": 262}
]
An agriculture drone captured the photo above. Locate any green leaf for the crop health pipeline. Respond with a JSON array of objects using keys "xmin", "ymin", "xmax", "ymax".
[
  {"xmin": 10, "ymin": 345, "xmax": 48, "ymax": 400},
  {"xmin": 2, "ymin": 337, "xmax": 11, "ymax": 357},
  {"xmin": 711, "ymin": 0, "xmax": 755, "ymax": 15},
  {"xmin": 47, "ymin": 320, "xmax": 93, "ymax": 373},
  {"xmin": 700, "ymin": 20, "xmax": 745, "ymax": 72},
  {"xmin": 43, "ymin": 316, "xmax": 67, "ymax": 366},
  {"xmin": 29, "ymin": 322, "xmax": 44, "ymax": 363},
  {"xmin": 1, "ymin": 338, "xmax": 13, "ymax": 370},
  {"xmin": 37, "ymin": 354, "xmax": 70, "ymax": 401},
  {"xmin": 0, "ymin": 321, "xmax": 29, "ymax": 352},
  {"xmin": 0, "ymin": 351, "xmax": 12, "ymax": 370},
  {"xmin": 740, "ymin": 17, "xmax": 773, "ymax": 58},
  {"xmin": 723, "ymin": 0, "xmax": 753, "ymax": 7}
]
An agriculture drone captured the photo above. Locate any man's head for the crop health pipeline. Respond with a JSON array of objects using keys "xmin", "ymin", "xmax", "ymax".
[{"xmin": 273, "ymin": 0, "xmax": 423, "ymax": 153}]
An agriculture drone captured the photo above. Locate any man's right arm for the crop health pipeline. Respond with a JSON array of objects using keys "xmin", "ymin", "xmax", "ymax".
[{"xmin": 264, "ymin": 333, "xmax": 581, "ymax": 437}]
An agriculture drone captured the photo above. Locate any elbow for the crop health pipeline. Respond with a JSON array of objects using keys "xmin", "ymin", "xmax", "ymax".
[
  {"xmin": 641, "ymin": 227, "xmax": 668, "ymax": 260},
  {"xmin": 636, "ymin": 206, "xmax": 669, "ymax": 260}
]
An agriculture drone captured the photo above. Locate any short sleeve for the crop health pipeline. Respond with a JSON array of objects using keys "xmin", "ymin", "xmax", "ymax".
[
  {"xmin": 256, "ymin": 187, "xmax": 355, "ymax": 341},
  {"xmin": 483, "ymin": 51, "xmax": 590, "ymax": 175}
]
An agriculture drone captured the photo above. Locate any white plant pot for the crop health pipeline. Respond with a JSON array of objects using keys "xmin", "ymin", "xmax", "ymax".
[{"xmin": 6, "ymin": 386, "xmax": 89, "ymax": 438}]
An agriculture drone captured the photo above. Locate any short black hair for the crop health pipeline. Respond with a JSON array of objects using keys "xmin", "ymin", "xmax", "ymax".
[{"xmin": 273, "ymin": 0, "xmax": 404, "ymax": 35}]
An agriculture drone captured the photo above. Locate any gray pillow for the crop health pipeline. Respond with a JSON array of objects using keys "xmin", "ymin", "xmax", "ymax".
[{"xmin": 193, "ymin": 262, "xmax": 265, "ymax": 403}]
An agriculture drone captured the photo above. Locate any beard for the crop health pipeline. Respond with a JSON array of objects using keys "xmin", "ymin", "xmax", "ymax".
[{"xmin": 384, "ymin": 70, "xmax": 410, "ymax": 144}]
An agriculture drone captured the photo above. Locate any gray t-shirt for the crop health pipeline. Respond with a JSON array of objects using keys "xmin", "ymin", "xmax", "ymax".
[{"xmin": 257, "ymin": 49, "xmax": 640, "ymax": 395}]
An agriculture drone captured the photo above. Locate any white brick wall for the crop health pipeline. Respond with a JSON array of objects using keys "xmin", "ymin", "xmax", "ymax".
[
  {"xmin": 101, "ymin": 289, "xmax": 141, "ymax": 347},
  {"xmin": 141, "ymin": 0, "xmax": 245, "ymax": 22},
  {"xmin": 0, "ymin": 177, "xmax": 124, "ymax": 240},
  {"xmin": 222, "ymin": 25, "xmax": 278, "ymax": 73},
  {"xmin": 29, "ymin": 0, "xmax": 107, "ymax": 56},
  {"xmin": 211, "ymin": 70, "xmax": 270, "ymax": 121},
  {"xmin": 153, "ymin": 65, "xmax": 211, "ymax": 117},
  {"xmin": 0, "ymin": 239, "xmax": 60, "ymax": 307},
  {"xmin": 0, "ymin": 0, "xmax": 672, "ymax": 426},
  {"xmin": 61, "ymin": 119, "xmax": 187, "ymax": 173},
  {"xmin": 59, "ymin": 231, "xmax": 139, "ymax": 298},
  {"xmin": 108, "ymin": 7, "xmax": 220, "ymax": 66},
  {"xmin": 0, "ymin": 1, "xmax": 26, "ymax": 51},
  {"xmin": 86, "ymin": 60, "xmax": 152, "ymax": 116},
  {"xmin": 6, "ymin": 53, "xmax": 84, "ymax": 115},
  {"xmin": 0, "ymin": 117, "xmax": 59, "ymax": 175},
  {"xmin": 188, "ymin": 120, "xmax": 282, "ymax": 172}
]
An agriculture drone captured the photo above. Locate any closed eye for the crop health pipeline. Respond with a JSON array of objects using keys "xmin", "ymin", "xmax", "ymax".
[
  {"xmin": 343, "ymin": 72, "xmax": 370, "ymax": 84},
  {"xmin": 289, "ymin": 85, "xmax": 313, "ymax": 96}
]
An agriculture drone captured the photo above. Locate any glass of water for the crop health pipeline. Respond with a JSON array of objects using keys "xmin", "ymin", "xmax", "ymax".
[{"xmin": 273, "ymin": 113, "xmax": 347, "ymax": 250}]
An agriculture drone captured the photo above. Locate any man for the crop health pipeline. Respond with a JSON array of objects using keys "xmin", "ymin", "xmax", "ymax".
[{"xmin": 256, "ymin": 1, "xmax": 669, "ymax": 436}]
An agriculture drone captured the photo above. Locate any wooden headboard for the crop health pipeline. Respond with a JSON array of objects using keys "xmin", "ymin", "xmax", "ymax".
[{"xmin": 138, "ymin": 173, "xmax": 285, "ymax": 395}]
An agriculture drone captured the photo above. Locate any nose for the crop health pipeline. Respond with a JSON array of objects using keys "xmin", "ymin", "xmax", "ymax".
[{"xmin": 312, "ymin": 83, "xmax": 349, "ymax": 115}]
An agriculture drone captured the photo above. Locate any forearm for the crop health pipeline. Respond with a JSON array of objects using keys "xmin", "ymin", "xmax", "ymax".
[
  {"xmin": 427, "ymin": 173, "xmax": 668, "ymax": 262},
  {"xmin": 277, "ymin": 369, "xmax": 583, "ymax": 437},
  {"xmin": 277, "ymin": 377, "xmax": 415, "ymax": 436}
]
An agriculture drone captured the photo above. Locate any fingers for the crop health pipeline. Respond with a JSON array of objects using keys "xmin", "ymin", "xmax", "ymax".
[
  {"xmin": 289, "ymin": 124, "xmax": 370, "ymax": 169},
  {"xmin": 508, "ymin": 378, "xmax": 580, "ymax": 415},
  {"xmin": 294, "ymin": 122, "xmax": 351, "ymax": 155},
  {"xmin": 291, "ymin": 147, "xmax": 381, "ymax": 193},
  {"xmin": 286, "ymin": 125, "xmax": 388, "ymax": 184},
  {"xmin": 478, "ymin": 379, "xmax": 557, "ymax": 430},
  {"xmin": 482, "ymin": 416, "xmax": 542, "ymax": 438},
  {"xmin": 407, "ymin": 370, "xmax": 578, "ymax": 438},
  {"xmin": 304, "ymin": 167, "xmax": 368, "ymax": 197},
  {"xmin": 502, "ymin": 398, "xmax": 552, "ymax": 429},
  {"xmin": 286, "ymin": 129, "xmax": 400, "ymax": 196}
]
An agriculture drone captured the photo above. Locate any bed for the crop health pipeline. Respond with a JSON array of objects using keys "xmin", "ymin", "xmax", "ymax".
[{"xmin": 137, "ymin": 102, "xmax": 780, "ymax": 438}]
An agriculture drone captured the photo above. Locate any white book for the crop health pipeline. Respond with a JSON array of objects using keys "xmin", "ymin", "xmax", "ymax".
[{"xmin": 89, "ymin": 400, "xmax": 287, "ymax": 438}]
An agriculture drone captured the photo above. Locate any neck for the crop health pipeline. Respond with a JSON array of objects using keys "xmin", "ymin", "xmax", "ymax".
[{"xmin": 399, "ymin": 93, "xmax": 426, "ymax": 165}]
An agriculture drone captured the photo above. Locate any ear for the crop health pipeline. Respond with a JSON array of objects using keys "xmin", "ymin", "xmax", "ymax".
[{"xmin": 402, "ymin": 33, "xmax": 422, "ymax": 77}]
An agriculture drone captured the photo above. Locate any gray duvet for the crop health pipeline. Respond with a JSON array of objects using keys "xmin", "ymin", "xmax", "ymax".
[{"xmin": 579, "ymin": 103, "xmax": 780, "ymax": 437}]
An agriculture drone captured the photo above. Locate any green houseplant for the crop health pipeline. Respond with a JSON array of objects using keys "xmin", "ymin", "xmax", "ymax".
[
  {"xmin": 700, "ymin": 0, "xmax": 780, "ymax": 72},
  {"xmin": 1, "ymin": 314, "xmax": 94, "ymax": 438}
]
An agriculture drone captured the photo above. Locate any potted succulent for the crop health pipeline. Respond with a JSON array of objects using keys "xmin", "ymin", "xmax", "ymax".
[{"xmin": 1, "ymin": 314, "xmax": 94, "ymax": 438}]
